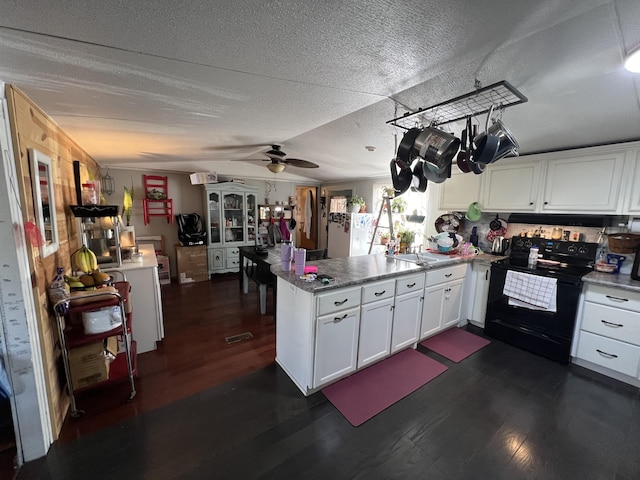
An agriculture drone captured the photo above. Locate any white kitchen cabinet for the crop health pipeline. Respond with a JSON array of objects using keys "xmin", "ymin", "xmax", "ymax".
[
  {"xmin": 541, "ymin": 151, "xmax": 625, "ymax": 213},
  {"xmin": 468, "ymin": 263, "xmax": 491, "ymax": 327},
  {"xmin": 104, "ymin": 244, "xmax": 164, "ymax": 354},
  {"xmin": 420, "ymin": 263, "xmax": 468, "ymax": 340},
  {"xmin": 623, "ymin": 149, "xmax": 640, "ymax": 213},
  {"xmin": 572, "ymin": 283, "xmax": 640, "ymax": 387},
  {"xmin": 358, "ymin": 280, "xmax": 395, "ymax": 368},
  {"xmin": 313, "ymin": 306, "xmax": 361, "ymax": 388},
  {"xmin": 481, "ymin": 159, "xmax": 542, "ymax": 212},
  {"xmin": 391, "ymin": 273, "xmax": 425, "ymax": 353},
  {"xmin": 203, "ymin": 182, "xmax": 258, "ymax": 275},
  {"xmin": 438, "ymin": 170, "xmax": 483, "ymax": 211}
]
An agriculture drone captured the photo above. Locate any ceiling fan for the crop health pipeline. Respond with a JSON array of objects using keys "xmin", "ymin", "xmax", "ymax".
[{"xmin": 234, "ymin": 145, "xmax": 320, "ymax": 173}]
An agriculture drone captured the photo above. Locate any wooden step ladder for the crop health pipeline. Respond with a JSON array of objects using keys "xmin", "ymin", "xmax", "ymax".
[{"xmin": 368, "ymin": 196, "xmax": 394, "ymax": 254}]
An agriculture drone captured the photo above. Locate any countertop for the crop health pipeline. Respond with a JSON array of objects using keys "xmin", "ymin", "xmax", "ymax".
[
  {"xmin": 271, "ymin": 251, "xmax": 506, "ymax": 293},
  {"xmin": 104, "ymin": 243, "xmax": 158, "ymax": 273},
  {"xmin": 582, "ymin": 270, "xmax": 640, "ymax": 292}
]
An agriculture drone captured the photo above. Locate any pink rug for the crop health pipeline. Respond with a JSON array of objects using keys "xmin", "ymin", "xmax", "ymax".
[
  {"xmin": 322, "ymin": 349, "xmax": 447, "ymax": 427},
  {"xmin": 420, "ymin": 327, "xmax": 490, "ymax": 363}
]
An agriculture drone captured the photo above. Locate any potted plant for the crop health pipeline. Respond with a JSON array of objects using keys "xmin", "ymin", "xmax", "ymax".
[
  {"xmin": 398, "ymin": 229, "xmax": 415, "ymax": 253},
  {"xmin": 391, "ymin": 197, "xmax": 406, "ymax": 213},
  {"xmin": 123, "ymin": 182, "xmax": 134, "ymax": 226},
  {"xmin": 379, "ymin": 231, "xmax": 390, "ymax": 245},
  {"xmin": 349, "ymin": 195, "xmax": 366, "ymax": 213}
]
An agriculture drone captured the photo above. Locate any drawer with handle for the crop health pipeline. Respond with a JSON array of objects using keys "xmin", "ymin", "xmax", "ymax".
[
  {"xmin": 426, "ymin": 263, "xmax": 467, "ymax": 287},
  {"xmin": 583, "ymin": 284, "xmax": 640, "ymax": 312},
  {"xmin": 395, "ymin": 273, "xmax": 425, "ymax": 296},
  {"xmin": 576, "ymin": 330, "xmax": 640, "ymax": 377},
  {"xmin": 316, "ymin": 287, "xmax": 361, "ymax": 316},
  {"xmin": 581, "ymin": 301, "xmax": 640, "ymax": 346},
  {"xmin": 362, "ymin": 279, "xmax": 395, "ymax": 304}
]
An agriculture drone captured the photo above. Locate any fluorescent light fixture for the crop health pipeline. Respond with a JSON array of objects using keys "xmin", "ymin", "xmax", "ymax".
[
  {"xmin": 267, "ymin": 162, "xmax": 285, "ymax": 173},
  {"xmin": 624, "ymin": 47, "xmax": 640, "ymax": 73}
]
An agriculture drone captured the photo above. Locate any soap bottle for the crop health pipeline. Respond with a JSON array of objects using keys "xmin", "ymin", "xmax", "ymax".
[{"xmin": 528, "ymin": 246, "xmax": 539, "ymax": 268}]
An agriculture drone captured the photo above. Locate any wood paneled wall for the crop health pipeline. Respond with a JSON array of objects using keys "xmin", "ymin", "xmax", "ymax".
[{"xmin": 5, "ymin": 85, "xmax": 101, "ymax": 438}]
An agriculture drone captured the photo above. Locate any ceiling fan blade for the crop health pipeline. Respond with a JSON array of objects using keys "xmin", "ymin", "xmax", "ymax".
[
  {"xmin": 202, "ymin": 143, "xmax": 269, "ymax": 151},
  {"xmin": 284, "ymin": 158, "xmax": 319, "ymax": 168}
]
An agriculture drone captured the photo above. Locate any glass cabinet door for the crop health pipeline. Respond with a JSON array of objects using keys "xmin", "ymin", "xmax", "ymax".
[
  {"xmin": 208, "ymin": 191, "xmax": 221, "ymax": 244},
  {"xmin": 223, "ymin": 192, "xmax": 244, "ymax": 243},
  {"xmin": 247, "ymin": 193, "xmax": 256, "ymax": 244}
]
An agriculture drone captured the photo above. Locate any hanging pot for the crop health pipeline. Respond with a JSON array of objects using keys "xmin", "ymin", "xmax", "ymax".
[
  {"xmin": 486, "ymin": 119, "xmax": 519, "ymax": 162},
  {"xmin": 456, "ymin": 117, "xmax": 472, "ymax": 173},
  {"xmin": 390, "ymin": 158, "xmax": 412, "ymax": 195},
  {"xmin": 411, "ymin": 160, "xmax": 428, "ymax": 192},
  {"xmin": 422, "ymin": 158, "xmax": 449, "ymax": 183},
  {"xmin": 471, "ymin": 105, "xmax": 500, "ymax": 165},
  {"xmin": 396, "ymin": 128, "xmax": 421, "ymax": 169},
  {"xmin": 414, "ymin": 126, "xmax": 460, "ymax": 173}
]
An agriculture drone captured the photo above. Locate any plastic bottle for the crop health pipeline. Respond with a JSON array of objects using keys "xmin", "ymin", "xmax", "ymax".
[{"xmin": 528, "ymin": 246, "xmax": 539, "ymax": 268}]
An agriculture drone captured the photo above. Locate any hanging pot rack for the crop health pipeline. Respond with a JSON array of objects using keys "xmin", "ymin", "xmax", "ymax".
[{"xmin": 386, "ymin": 80, "xmax": 527, "ymax": 130}]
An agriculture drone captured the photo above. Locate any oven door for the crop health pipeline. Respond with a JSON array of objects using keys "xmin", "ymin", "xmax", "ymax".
[{"xmin": 484, "ymin": 262, "xmax": 582, "ymax": 363}]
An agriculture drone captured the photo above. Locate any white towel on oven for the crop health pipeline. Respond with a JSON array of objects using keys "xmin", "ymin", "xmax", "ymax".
[{"xmin": 503, "ymin": 270, "xmax": 557, "ymax": 310}]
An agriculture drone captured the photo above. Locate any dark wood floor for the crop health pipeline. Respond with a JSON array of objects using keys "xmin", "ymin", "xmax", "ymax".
[{"xmin": 12, "ymin": 274, "xmax": 640, "ymax": 479}]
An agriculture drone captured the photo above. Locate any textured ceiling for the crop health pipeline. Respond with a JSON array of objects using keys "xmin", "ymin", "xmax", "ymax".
[{"xmin": 1, "ymin": 0, "xmax": 639, "ymax": 182}]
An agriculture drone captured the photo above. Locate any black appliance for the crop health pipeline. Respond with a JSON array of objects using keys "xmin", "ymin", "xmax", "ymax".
[
  {"xmin": 176, "ymin": 213, "xmax": 207, "ymax": 246},
  {"xmin": 484, "ymin": 236, "xmax": 598, "ymax": 363}
]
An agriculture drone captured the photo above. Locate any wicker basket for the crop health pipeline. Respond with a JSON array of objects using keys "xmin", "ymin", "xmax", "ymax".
[{"xmin": 607, "ymin": 233, "xmax": 640, "ymax": 254}]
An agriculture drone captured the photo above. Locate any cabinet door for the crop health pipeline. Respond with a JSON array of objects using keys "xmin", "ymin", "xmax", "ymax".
[
  {"xmin": 625, "ymin": 150, "xmax": 640, "ymax": 213},
  {"xmin": 358, "ymin": 298, "xmax": 394, "ymax": 368},
  {"xmin": 391, "ymin": 289, "xmax": 423, "ymax": 353},
  {"xmin": 206, "ymin": 190, "xmax": 221, "ymax": 245},
  {"xmin": 223, "ymin": 192, "xmax": 245, "ymax": 244},
  {"xmin": 469, "ymin": 265, "xmax": 491, "ymax": 327},
  {"xmin": 207, "ymin": 248, "xmax": 224, "ymax": 271},
  {"xmin": 482, "ymin": 159, "xmax": 542, "ymax": 212},
  {"xmin": 442, "ymin": 279, "xmax": 464, "ymax": 328},
  {"xmin": 421, "ymin": 284, "xmax": 443, "ymax": 339},
  {"xmin": 438, "ymin": 171, "xmax": 483, "ymax": 211},
  {"xmin": 246, "ymin": 192, "xmax": 257, "ymax": 244},
  {"xmin": 541, "ymin": 152, "xmax": 625, "ymax": 212},
  {"xmin": 313, "ymin": 307, "xmax": 360, "ymax": 388}
]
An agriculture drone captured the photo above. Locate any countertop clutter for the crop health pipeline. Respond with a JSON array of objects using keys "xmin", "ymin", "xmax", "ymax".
[{"xmin": 270, "ymin": 251, "xmax": 504, "ymax": 293}]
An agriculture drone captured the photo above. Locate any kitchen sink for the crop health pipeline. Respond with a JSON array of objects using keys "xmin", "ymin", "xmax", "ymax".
[{"xmin": 388, "ymin": 252, "xmax": 456, "ymax": 266}]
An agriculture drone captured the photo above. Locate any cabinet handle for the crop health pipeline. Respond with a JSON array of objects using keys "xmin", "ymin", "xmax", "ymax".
[
  {"xmin": 406, "ymin": 282, "xmax": 416, "ymax": 288},
  {"xmin": 529, "ymin": 202, "xmax": 534, "ymax": 205},
  {"xmin": 601, "ymin": 320, "xmax": 624, "ymax": 328},
  {"xmin": 445, "ymin": 273, "xmax": 452, "ymax": 278},
  {"xmin": 333, "ymin": 313, "xmax": 348, "ymax": 323},
  {"xmin": 374, "ymin": 290, "xmax": 386, "ymax": 296},
  {"xmin": 596, "ymin": 349, "xmax": 618, "ymax": 359},
  {"xmin": 485, "ymin": 270, "xmax": 488, "ymax": 281},
  {"xmin": 334, "ymin": 299, "xmax": 348, "ymax": 306},
  {"xmin": 544, "ymin": 201, "xmax": 548, "ymax": 205},
  {"xmin": 605, "ymin": 295, "xmax": 629, "ymax": 302}
]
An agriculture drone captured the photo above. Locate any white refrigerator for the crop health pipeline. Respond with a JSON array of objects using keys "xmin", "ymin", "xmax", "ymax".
[{"xmin": 327, "ymin": 213, "xmax": 374, "ymax": 259}]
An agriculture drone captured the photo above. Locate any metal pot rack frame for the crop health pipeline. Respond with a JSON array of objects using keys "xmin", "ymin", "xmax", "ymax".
[{"xmin": 386, "ymin": 80, "xmax": 527, "ymax": 130}]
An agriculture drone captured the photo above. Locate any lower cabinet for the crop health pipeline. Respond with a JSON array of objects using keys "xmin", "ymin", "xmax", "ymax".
[
  {"xmin": 313, "ymin": 306, "xmax": 361, "ymax": 388},
  {"xmin": 467, "ymin": 263, "xmax": 491, "ymax": 327},
  {"xmin": 420, "ymin": 264, "xmax": 467, "ymax": 340},
  {"xmin": 391, "ymin": 273, "xmax": 425, "ymax": 353},
  {"xmin": 573, "ymin": 284, "xmax": 640, "ymax": 385},
  {"xmin": 358, "ymin": 280, "xmax": 395, "ymax": 368}
]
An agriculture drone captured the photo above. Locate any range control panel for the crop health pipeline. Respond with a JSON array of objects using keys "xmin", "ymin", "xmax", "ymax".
[{"xmin": 511, "ymin": 236, "xmax": 598, "ymax": 261}]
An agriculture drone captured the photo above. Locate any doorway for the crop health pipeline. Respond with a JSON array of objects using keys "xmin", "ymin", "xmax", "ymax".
[
  {"xmin": 318, "ymin": 185, "xmax": 355, "ymax": 251},
  {"xmin": 294, "ymin": 186, "xmax": 319, "ymax": 249}
]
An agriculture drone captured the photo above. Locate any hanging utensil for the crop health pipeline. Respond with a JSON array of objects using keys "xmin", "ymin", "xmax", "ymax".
[
  {"xmin": 471, "ymin": 105, "xmax": 500, "ymax": 165},
  {"xmin": 456, "ymin": 117, "xmax": 471, "ymax": 173}
]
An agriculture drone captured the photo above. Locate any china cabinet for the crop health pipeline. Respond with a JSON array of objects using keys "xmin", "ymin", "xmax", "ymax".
[{"xmin": 203, "ymin": 183, "xmax": 258, "ymax": 275}]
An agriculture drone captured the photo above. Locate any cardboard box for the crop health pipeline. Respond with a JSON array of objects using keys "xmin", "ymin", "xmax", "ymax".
[
  {"xmin": 68, "ymin": 337, "xmax": 117, "ymax": 390},
  {"xmin": 157, "ymin": 254, "xmax": 171, "ymax": 285},
  {"xmin": 189, "ymin": 172, "xmax": 218, "ymax": 185},
  {"xmin": 176, "ymin": 245, "xmax": 208, "ymax": 284}
]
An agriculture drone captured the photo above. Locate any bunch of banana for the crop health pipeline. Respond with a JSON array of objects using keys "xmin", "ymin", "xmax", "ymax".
[
  {"xmin": 71, "ymin": 245, "xmax": 98, "ymax": 273},
  {"xmin": 64, "ymin": 270, "xmax": 111, "ymax": 289},
  {"xmin": 63, "ymin": 274, "xmax": 85, "ymax": 289}
]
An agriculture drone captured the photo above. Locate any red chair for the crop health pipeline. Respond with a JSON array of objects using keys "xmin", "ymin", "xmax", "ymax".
[{"xmin": 142, "ymin": 175, "xmax": 174, "ymax": 225}]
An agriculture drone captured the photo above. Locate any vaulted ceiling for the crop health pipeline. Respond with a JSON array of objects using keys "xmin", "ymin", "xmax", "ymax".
[{"xmin": 1, "ymin": 0, "xmax": 639, "ymax": 182}]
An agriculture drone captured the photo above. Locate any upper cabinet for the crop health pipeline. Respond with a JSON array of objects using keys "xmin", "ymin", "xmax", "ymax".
[
  {"xmin": 438, "ymin": 170, "xmax": 483, "ymax": 211},
  {"xmin": 540, "ymin": 150, "xmax": 626, "ymax": 213},
  {"xmin": 481, "ymin": 159, "xmax": 542, "ymax": 212},
  {"xmin": 437, "ymin": 142, "xmax": 640, "ymax": 215}
]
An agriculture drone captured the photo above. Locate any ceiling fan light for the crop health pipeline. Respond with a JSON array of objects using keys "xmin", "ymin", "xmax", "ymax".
[
  {"xmin": 267, "ymin": 163, "xmax": 285, "ymax": 173},
  {"xmin": 624, "ymin": 47, "xmax": 640, "ymax": 72}
]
